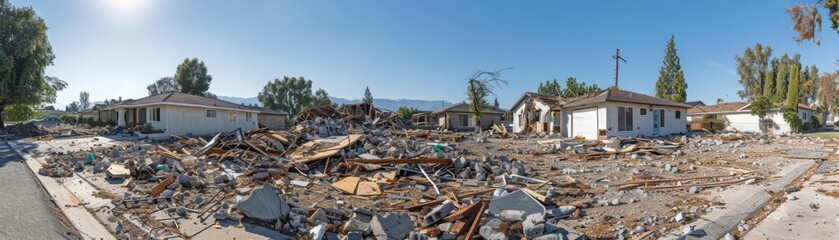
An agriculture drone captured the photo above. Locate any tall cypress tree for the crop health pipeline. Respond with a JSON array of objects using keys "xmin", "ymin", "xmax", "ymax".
[
  {"xmin": 363, "ymin": 86, "xmax": 373, "ymax": 104},
  {"xmin": 655, "ymin": 34, "xmax": 687, "ymax": 102}
]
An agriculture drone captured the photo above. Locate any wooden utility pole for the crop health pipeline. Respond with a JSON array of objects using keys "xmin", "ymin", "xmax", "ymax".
[{"xmin": 613, "ymin": 48, "xmax": 627, "ymax": 88}]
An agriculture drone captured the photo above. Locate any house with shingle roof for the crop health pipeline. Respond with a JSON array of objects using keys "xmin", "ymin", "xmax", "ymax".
[
  {"xmin": 511, "ymin": 87, "xmax": 691, "ymax": 139},
  {"xmin": 509, "ymin": 92, "xmax": 563, "ymax": 133},
  {"xmin": 427, "ymin": 102, "xmax": 505, "ymax": 131},
  {"xmin": 687, "ymin": 101, "xmax": 814, "ymax": 134},
  {"xmin": 102, "ymin": 92, "xmax": 287, "ymax": 135},
  {"xmin": 558, "ymin": 87, "xmax": 691, "ymax": 139}
]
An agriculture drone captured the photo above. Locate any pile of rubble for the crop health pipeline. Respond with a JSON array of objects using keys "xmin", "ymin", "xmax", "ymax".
[
  {"xmin": 296, "ymin": 102, "xmax": 403, "ymax": 130},
  {"xmin": 0, "ymin": 122, "xmax": 50, "ymax": 140},
  {"xmin": 32, "ymin": 108, "xmax": 834, "ymax": 239}
]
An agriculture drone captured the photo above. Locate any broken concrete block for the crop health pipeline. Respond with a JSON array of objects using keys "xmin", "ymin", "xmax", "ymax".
[
  {"xmin": 106, "ymin": 164, "xmax": 130, "ymax": 178},
  {"xmin": 674, "ymin": 212, "xmax": 685, "ymax": 222},
  {"xmin": 73, "ymin": 160, "xmax": 84, "ymax": 172},
  {"xmin": 310, "ymin": 223, "xmax": 326, "ymax": 240},
  {"xmin": 688, "ymin": 186, "xmax": 699, "ymax": 194},
  {"xmin": 236, "ymin": 183, "xmax": 290, "ymax": 221},
  {"xmin": 422, "ymin": 201, "xmax": 456, "ymax": 226},
  {"xmin": 523, "ymin": 213, "xmax": 546, "ymax": 238},
  {"xmin": 308, "ymin": 208, "xmax": 330, "ymax": 225},
  {"xmin": 370, "ymin": 213, "xmax": 414, "ymax": 240},
  {"xmin": 343, "ymin": 219, "xmax": 371, "ymax": 235},
  {"xmin": 488, "ymin": 189, "xmax": 546, "ymax": 217},
  {"xmin": 346, "ymin": 231, "xmax": 363, "ymax": 240},
  {"xmin": 499, "ymin": 210, "xmax": 526, "ymax": 221},
  {"xmin": 454, "ymin": 157, "xmax": 467, "ymax": 170}
]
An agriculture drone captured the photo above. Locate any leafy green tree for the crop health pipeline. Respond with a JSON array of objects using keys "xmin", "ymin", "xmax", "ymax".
[
  {"xmin": 817, "ymin": 70, "xmax": 839, "ymax": 118},
  {"xmin": 655, "ymin": 35, "xmax": 687, "ymax": 102},
  {"xmin": 0, "ymin": 1, "xmax": 67, "ymax": 128},
  {"xmin": 562, "ymin": 77, "xmax": 600, "ymax": 98},
  {"xmin": 750, "ymin": 96, "xmax": 774, "ymax": 119},
  {"xmin": 64, "ymin": 101, "xmax": 81, "ymax": 113},
  {"xmin": 3, "ymin": 104, "xmax": 41, "ymax": 122},
  {"xmin": 65, "ymin": 101, "xmax": 80, "ymax": 113},
  {"xmin": 363, "ymin": 86, "xmax": 373, "ymax": 104},
  {"xmin": 717, "ymin": 98, "xmax": 725, "ymax": 104},
  {"xmin": 258, "ymin": 76, "xmax": 326, "ymax": 116},
  {"xmin": 174, "ymin": 58, "xmax": 212, "ymax": 96},
  {"xmin": 493, "ymin": 97, "xmax": 500, "ymax": 109},
  {"xmin": 396, "ymin": 107, "xmax": 420, "ymax": 119},
  {"xmin": 799, "ymin": 65, "xmax": 819, "ymax": 104},
  {"xmin": 735, "ymin": 44, "xmax": 773, "ymax": 100},
  {"xmin": 79, "ymin": 91, "xmax": 90, "ymax": 110},
  {"xmin": 538, "ymin": 79, "xmax": 562, "ymax": 96},
  {"xmin": 313, "ymin": 88, "xmax": 332, "ymax": 107},
  {"xmin": 784, "ymin": 64, "xmax": 803, "ymax": 132},
  {"xmin": 466, "ymin": 69, "xmax": 509, "ymax": 125},
  {"xmin": 147, "ymin": 77, "xmax": 177, "ymax": 96}
]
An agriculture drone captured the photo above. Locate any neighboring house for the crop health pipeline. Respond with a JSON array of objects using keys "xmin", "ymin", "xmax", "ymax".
[
  {"xmin": 559, "ymin": 87, "xmax": 691, "ymax": 139},
  {"xmin": 510, "ymin": 92, "xmax": 562, "ymax": 133},
  {"xmin": 685, "ymin": 101, "xmax": 705, "ymax": 107},
  {"xmin": 103, "ymin": 92, "xmax": 261, "ymax": 136},
  {"xmin": 79, "ymin": 104, "xmax": 119, "ymax": 123},
  {"xmin": 255, "ymin": 107, "xmax": 288, "ymax": 130},
  {"xmin": 410, "ymin": 111, "xmax": 436, "ymax": 128},
  {"xmin": 687, "ymin": 102, "xmax": 815, "ymax": 134},
  {"xmin": 41, "ymin": 109, "xmax": 75, "ymax": 119},
  {"xmin": 429, "ymin": 102, "xmax": 505, "ymax": 131}
]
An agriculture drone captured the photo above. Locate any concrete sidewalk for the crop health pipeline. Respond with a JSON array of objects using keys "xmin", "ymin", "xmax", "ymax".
[{"xmin": 0, "ymin": 141, "xmax": 75, "ymax": 240}]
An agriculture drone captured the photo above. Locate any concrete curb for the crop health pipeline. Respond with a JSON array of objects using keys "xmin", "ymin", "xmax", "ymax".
[{"xmin": 7, "ymin": 140, "xmax": 116, "ymax": 240}]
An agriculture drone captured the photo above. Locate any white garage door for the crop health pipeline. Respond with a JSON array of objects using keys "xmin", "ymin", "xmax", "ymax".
[{"xmin": 572, "ymin": 108, "xmax": 598, "ymax": 140}]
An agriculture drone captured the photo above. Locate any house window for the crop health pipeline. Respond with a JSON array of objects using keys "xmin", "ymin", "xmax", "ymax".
[
  {"xmin": 618, "ymin": 107, "xmax": 633, "ymax": 131},
  {"xmin": 206, "ymin": 109, "xmax": 217, "ymax": 118},
  {"xmin": 517, "ymin": 114, "xmax": 523, "ymax": 127},
  {"xmin": 660, "ymin": 110, "xmax": 665, "ymax": 127},
  {"xmin": 148, "ymin": 108, "xmax": 161, "ymax": 122},
  {"xmin": 245, "ymin": 112, "xmax": 252, "ymax": 122},
  {"xmin": 459, "ymin": 114, "xmax": 469, "ymax": 127},
  {"xmin": 640, "ymin": 109, "xmax": 647, "ymax": 115},
  {"xmin": 675, "ymin": 110, "xmax": 681, "ymax": 119},
  {"xmin": 229, "ymin": 112, "xmax": 237, "ymax": 122}
]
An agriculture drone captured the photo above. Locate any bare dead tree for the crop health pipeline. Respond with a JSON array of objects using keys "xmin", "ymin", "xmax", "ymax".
[
  {"xmin": 788, "ymin": 1, "xmax": 823, "ymax": 45},
  {"xmin": 466, "ymin": 68, "xmax": 510, "ymax": 129}
]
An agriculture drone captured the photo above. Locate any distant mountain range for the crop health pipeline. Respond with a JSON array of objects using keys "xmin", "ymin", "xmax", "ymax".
[{"xmin": 216, "ymin": 95, "xmax": 454, "ymax": 112}]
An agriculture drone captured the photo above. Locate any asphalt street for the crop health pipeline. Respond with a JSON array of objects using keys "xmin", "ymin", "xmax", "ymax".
[{"xmin": 0, "ymin": 141, "xmax": 75, "ymax": 239}]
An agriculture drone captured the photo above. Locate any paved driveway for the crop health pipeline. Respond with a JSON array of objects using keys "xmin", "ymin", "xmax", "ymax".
[{"xmin": 0, "ymin": 141, "xmax": 75, "ymax": 239}]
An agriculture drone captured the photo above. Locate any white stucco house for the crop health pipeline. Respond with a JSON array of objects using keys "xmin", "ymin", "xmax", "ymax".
[
  {"xmin": 510, "ymin": 92, "xmax": 561, "ymax": 133},
  {"xmin": 687, "ymin": 102, "xmax": 815, "ymax": 134},
  {"xmin": 559, "ymin": 87, "xmax": 691, "ymax": 139},
  {"xmin": 103, "ymin": 92, "xmax": 282, "ymax": 136}
]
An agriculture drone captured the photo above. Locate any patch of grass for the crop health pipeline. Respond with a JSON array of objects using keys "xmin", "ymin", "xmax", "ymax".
[{"xmin": 804, "ymin": 131, "xmax": 839, "ymax": 139}]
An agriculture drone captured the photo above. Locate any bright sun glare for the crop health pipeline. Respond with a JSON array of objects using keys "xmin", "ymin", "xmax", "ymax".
[{"xmin": 102, "ymin": 0, "xmax": 152, "ymax": 14}]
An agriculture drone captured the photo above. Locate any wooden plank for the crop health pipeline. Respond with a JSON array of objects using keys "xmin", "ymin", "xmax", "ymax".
[
  {"xmin": 443, "ymin": 202, "xmax": 481, "ymax": 222},
  {"xmin": 331, "ymin": 177, "xmax": 360, "ymax": 194},
  {"xmin": 151, "ymin": 175, "xmax": 176, "ymax": 197},
  {"xmin": 355, "ymin": 181, "xmax": 382, "ymax": 196},
  {"xmin": 464, "ymin": 201, "xmax": 486, "ymax": 240},
  {"xmin": 405, "ymin": 188, "xmax": 495, "ymax": 210}
]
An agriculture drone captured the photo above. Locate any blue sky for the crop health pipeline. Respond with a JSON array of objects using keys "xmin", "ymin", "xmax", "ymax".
[{"xmin": 11, "ymin": 0, "xmax": 839, "ymax": 109}]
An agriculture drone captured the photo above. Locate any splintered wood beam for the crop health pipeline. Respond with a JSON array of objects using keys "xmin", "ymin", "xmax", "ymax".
[
  {"xmin": 346, "ymin": 158, "xmax": 452, "ymax": 164},
  {"xmin": 404, "ymin": 188, "xmax": 495, "ymax": 211}
]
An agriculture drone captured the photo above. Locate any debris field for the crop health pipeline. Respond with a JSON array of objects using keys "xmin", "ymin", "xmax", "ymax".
[{"xmin": 18, "ymin": 105, "xmax": 839, "ymax": 240}]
